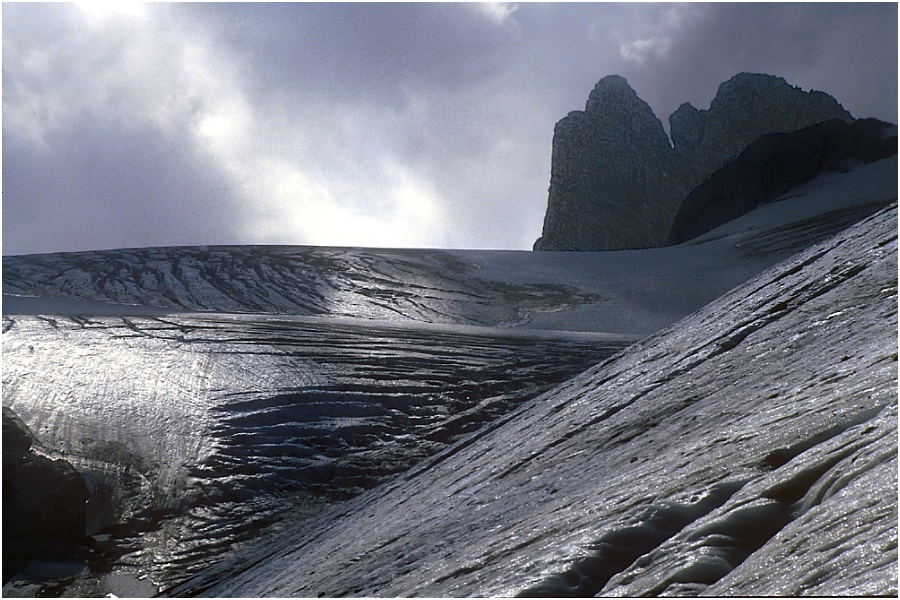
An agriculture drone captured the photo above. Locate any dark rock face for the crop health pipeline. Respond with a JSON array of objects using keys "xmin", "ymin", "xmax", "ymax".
[
  {"xmin": 668, "ymin": 118, "xmax": 898, "ymax": 245},
  {"xmin": 3, "ymin": 408, "xmax": 90, "ymax": 566},
  {"xmin": 537, "ymin": 75, "xmax": 677, "ymax": 251},
  {"xmin": 670, "ymin": 73, "xmax": 854, "ymax": 192},
  {"xmin": 536, "ymin": 73, "xmax": 855, "ymax": 251}
]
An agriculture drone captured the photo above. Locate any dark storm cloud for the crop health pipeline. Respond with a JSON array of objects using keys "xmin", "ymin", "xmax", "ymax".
[
  {"xmin": 2, "ymin": 115, "xmax": 245, "ymax": 255},
  {"xmin": 622, "ymin": 3, "xmax": 898, "ymax": 129},
  {"xmin": 177, "ymin": 3, "xmax": 518, "ymax": 107},
  {"xmin": 2, "ymin": 3, "xmax": 897, "ymax": 256}
]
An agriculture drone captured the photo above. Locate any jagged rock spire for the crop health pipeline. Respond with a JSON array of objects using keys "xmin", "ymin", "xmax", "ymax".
[{"xmin": 536, "ymin": 73, "xmax": 854, "ymax": 252}]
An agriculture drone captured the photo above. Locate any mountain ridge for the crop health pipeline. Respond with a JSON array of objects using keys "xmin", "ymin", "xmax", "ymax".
[
  {"xmin": 536, "ymin": 72, "xmax": 856, "ymax": 251},
  {"xmin": 670, "ymin": 117, "xmax": 898, "ymax": 244}
]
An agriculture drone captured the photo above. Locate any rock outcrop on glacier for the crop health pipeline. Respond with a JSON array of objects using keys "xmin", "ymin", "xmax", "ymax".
[
  {"xmin": 187, "ymin": 203, "xmax": 898, "ymax": 598},
  {"xmin": 535, "ymin": 73, "xmax": 854, "ymax": 251},
  {"xmin": 669, "ymin": 118, "xmax": 899, "ymax": 244},
  {"xmin": 3, "ymin": 408, "xmax": 90, "ymax": 573}
]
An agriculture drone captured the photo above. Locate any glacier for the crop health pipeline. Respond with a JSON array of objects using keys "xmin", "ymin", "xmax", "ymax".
[
  {"xmin": 179, "ymin": 200, "xmax": 898, "ymax": 598},
  {"xmin": 5, "ymin": 158, "xmax": 896, "ymax": 337},
  {"xmin": 2, "ymin": 157, "xmax": 897, "ymax": 597},
  {"xmin": 2, "ymin": 313, "xmax": 631, "ymax": 594}
]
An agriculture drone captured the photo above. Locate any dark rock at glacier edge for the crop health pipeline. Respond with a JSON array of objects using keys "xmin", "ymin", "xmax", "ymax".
[{"xmin": 2, "ymin": 408, "xmax": 90, "ymax": 576}]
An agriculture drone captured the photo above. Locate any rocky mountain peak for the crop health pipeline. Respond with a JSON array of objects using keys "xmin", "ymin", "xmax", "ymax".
[
  {"xmin": 584, "ymin": 75, "xmax": 644, "ymax": 112},
  {"xmin": 709, "ymin": 72, "xmax": 849, "ymax": 116},
  {"xmin": 671, "ymin": 73, "xmax": 854, "ymax": 189},
  {"xmin": 537, "ymin": 74, "xmax": 675, "ymax": 251},
  {"xmin": 536, "ymin": 73, "xmax": 857, "ymax": 252}
]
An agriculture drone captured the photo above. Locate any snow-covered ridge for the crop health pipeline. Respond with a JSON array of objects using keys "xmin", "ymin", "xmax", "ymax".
[
  {"xmin": 4, "ymin": 157, "xmax": 896, "ymax": 337},
  {"xmin": 183, "ymin": 203, "xmax": 897, "ymax": 598}
]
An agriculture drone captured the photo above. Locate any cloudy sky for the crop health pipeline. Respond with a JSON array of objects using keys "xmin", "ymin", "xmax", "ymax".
[{"xmin": 3, "ymin": 2, "xmax": 897, "ymax": 255}]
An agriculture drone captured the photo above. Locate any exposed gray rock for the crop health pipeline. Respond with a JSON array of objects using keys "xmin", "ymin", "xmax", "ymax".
[
  {"xmin": 670, "ymin": 73, "xmax": 854, "ymax": 192},
  {"xmin": 669, "ymin": 118, "xmax": 898, "ymax": 245},
  {"xmin": 536, "ymin": 75, "xmax": 678, "ymax": 251},
  {"xmin": 2, "ymin": 408, "xmax": 90, "ymax": 563},
  {"xmin": 537, "ymin": 73, "xmax": 855, "ymax": 251}
]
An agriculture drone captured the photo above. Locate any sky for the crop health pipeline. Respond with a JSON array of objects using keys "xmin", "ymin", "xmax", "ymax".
[{"xmin": 3, "ymin": 2, "xmax": 897, "ymax": 255}]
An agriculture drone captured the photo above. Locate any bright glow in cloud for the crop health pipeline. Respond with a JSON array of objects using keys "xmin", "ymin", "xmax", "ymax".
[
  {"xmin": 245, "ymin": 158, "xmax": 444, "ymax": 249},
  {"xmin": 620, "ymin": 37, "xmax": 674, "ymax": 64},
  {"xmin": 476, "ymin": 3, "xmax": 519, "ymax": 26},
  {"xmin": 198, "ymin": 115, "xmax": 232, "ymax": 141},
  {"xmin": 616, "ymin": 4, "xmax": 690, "ymax": 65},
  {"xmin": 76, "ymin": 1, "xmax": 148, "ymax": 23}
]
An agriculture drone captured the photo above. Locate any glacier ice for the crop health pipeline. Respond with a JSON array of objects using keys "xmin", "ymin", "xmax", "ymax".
[
  {"xmin": 5, "ymin": 157, "xmax": 896, "ymax": 338},
  {"xmin": 178, "ymin": 204, "xmax": 897, "ymax": 597},
  {"xmin": 2, "ymin": 159, "xmax": 896, "ymax": 596},
  {"xmin": 2, "ymin": 313, "xmax": 627, "ymax": 590}
]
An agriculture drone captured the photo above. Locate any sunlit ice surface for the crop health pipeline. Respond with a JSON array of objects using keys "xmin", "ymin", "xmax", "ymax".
[
  {"xmin": 2, "ymin": 311, "xmax": 629, "ymax": 591},
  {"xmin": 181, "ymin": 205, "xmax": 897, "ymax": 598},
  {"xmin": 2, "ymin": 158, "xmax": 896, "ymax": 595}
]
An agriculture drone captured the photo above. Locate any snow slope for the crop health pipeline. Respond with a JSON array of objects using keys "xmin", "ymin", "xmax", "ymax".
[{"xmin": 181, "ymin": 203, "xmax": 898, "ymax": 598}]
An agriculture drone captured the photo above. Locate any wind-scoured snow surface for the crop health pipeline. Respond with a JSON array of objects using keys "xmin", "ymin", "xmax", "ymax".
[
  {"xmin": 2, "ymin": 157, "xmax": 897, "ymax": 596},
  {"xmin": 180, "ymin": 203, "xmax": 898, "ymax": 599}
]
